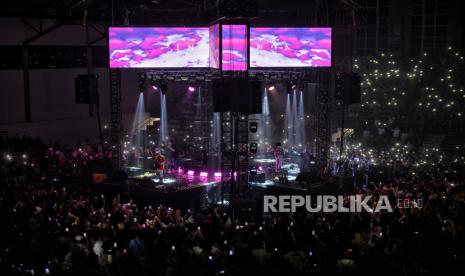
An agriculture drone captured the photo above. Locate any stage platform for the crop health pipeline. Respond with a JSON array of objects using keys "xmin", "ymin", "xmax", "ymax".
[
  {"xmin": 131, "ymin": 172, "xmax": 221, "ymax": 194},
  {"xmin": 92, "ymin": 169, "xmax": 341, "ymax": 212}
]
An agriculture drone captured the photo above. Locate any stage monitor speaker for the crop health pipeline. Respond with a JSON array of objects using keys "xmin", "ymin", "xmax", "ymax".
[
  {"xmin": 334, "ymin": 73, "xmax": 361, "ymax": 104},
  {"xmin": 335, "ymin": 73, "xmax": 344, "ymax": 101},
  {"xmin": 345, "ymin": 73, "xmax": 361, "ymax": 104},
  {"xmin": 75, "ymin": 74, "xmax": 98, "ymax": 104},
  {"xmin": 213, "ymin": 78, "xmax": 262, "ymax": 114}
]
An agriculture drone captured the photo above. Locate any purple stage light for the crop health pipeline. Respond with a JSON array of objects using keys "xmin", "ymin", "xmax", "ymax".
[
  {"xmin": 188, "ymin": 86, "xmax": 196, "ymax": 92},
  {"xmin": 152, "ymin": 85, "xmax": 158, "ymax": 91},
  {"xmin": 200, "ymin": 172, "xmax": 208, "ymax": 177},
  {"xmin": 214, "ymin": 172, "xmax": 222, "ymax": 177},
  {"xmin": 258, "ymin": 166, "xmax": 263, "ymax": 172},
  {"xmin": 187, "ymin": 170, "xmax": 195, "ymax": 176},
  {"xmin": 177, "ymin": 167, "xmax": 183, "ymax": 174}
]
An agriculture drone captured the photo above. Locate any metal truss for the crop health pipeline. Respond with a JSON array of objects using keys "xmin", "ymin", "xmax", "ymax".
[
  {"xmin": 314, "ymin": 70, "xmax": 330, "ymax": 173},
  {"xmin": 110, "ymin": 69, "xmax": 123, "ymax": 171},
  {"xmin": 220, "ymin": 112, "xmax": 250, "ymax": 210},
  {"xmin": 142, "ymin": 69, "xmax": 306, "ymax": 83}
]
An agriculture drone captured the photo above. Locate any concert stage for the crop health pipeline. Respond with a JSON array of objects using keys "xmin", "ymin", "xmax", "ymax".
[
  {"xmin": 125, "ymin": 155, "xmax": 303, "ymax": 190},
  {"xmin": 92, "ymin": 160, "xmax": 339, "ymax": 212}
]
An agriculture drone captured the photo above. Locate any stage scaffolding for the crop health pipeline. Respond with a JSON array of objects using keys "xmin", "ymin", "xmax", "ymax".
[{"xmin": 109, "ymin": 69, "xmax": 123, "ymax": 171}]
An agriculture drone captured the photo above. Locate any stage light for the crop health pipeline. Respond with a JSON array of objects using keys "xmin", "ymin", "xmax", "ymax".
[
  {"xmin": 249, "ymin": 122, "xmax": 258, "ymax": 133},
  {"xmin": 214, "ymin": 172, "xmax": 222, "ymax": 177},
  {"xmin": 200, "ymin": 172, "xmax": 208, "ymax": 177},
  {"xmin": 249, "ymin": 166, "xmax": 258, "ymax": 176},
  {"xmin": 258, "ymin": 166, "xmax": 263, "ymax": 172},
  {"xmin": 187, "ymin": 86, "xmax": 195, "ymax": 92},
  {"xmin": 152, "ymin": 85, "xmax": 158, "ymax": 91},
  {"xmin": 249, "ymin": 143, "xmax": 258, "ymax": 154},
  {"xmin": 268, "ymin": 85, "xmax": 275, "ymax": 91},
  {"xmin": 187, "ymin": 170, "xmax": 195, "ymax": 176}
]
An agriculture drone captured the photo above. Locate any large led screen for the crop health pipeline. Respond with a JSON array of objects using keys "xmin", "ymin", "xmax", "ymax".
[
  {"xmin": 208, "ymin": 24, "xmax": 220, "ymax": 69},
  {"xmin": 109, "ymin": 27, "xmax": 210, "ymax": 68},
  {"xmin": 250, "ymin": 27, "xmax": 332, "ymax": 67},
  {"xmin": 221, "ymin": 25, "xmax": 248, "ymax": 71}
]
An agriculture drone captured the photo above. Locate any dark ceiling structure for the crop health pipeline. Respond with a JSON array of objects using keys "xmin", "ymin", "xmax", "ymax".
[{"xmin": 1, "ymin": 0, "xmax": 364, "ymax": 26}]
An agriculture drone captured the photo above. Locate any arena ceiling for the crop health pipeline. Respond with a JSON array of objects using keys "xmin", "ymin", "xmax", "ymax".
[{"xmin": 0, "ymin": 0, "xmax": 362, "ymax": 25}]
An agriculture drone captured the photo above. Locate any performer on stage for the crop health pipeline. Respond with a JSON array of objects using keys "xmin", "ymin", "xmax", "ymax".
[
  {"xmin": 166, "ymin": 141, "xmax": 177, "ymax": 172},
  {"xmin": 274, "ymin": 142, "xmax": 283, "ymax": 173},
  {"xmin": 154, "ymin": 150, "xmax": 166, "ymax": 183}
]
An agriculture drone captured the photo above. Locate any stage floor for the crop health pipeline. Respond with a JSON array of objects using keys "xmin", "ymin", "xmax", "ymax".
[
  {"xmin": 95, "ymin": 168, "xmax": 335, "ymax": 211},
  {"xmin": 124, "ymin": 158, "xmax": 315, "ymax": 195},
  {"xmin": 131, "ymin": 172, "xmax": 222, "ymax": 193}
]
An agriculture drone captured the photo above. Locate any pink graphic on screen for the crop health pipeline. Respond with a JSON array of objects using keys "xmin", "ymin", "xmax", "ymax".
[
  {"xmin": 109, "ymin": 27, "xmax": 210, "ymax": 68},
  {"xmin": 222, "ymin": 25, "xmax": 248, "ymax": 71},
  {"xmin": 208, "ymin": 24, "xmax": 220, "ymax": 69},
  {"xmin": 250, "ymin": 27, "xmax": 332, "ymax": 67}
]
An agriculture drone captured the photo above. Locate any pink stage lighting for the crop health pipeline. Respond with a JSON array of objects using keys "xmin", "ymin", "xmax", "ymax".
[
  {"xmin": 152, "ymin": 85, "xmax": 158, "ymax": 91},
  {"xmin": 214, "ymin": 172, "xmax": 222, "ymax": 177},
  {"xmin": 177, "ymin": 167, "xmax": 183, "ymax": 174},
  {"xmin": 187, "ymin": 170, "xmax": 195, "ymax": 176},
  {"xmin": 188, "ymin": 86, "xmax": 196, "ymax": 92},
  {"xmin": 200, "ymin": 172, "xmax": 208, "ymax": 177},
  {"xmin": 258, "ymin": 166, "xmax": 263, "ymax": 172}
]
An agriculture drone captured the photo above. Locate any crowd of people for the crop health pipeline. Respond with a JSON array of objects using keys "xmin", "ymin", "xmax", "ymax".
[
  {"xmin": 1, "ymin": 135, "xmax": 113, "ymax": 181},
  {"xmin": 1, "ymin": 135, "xmax": 464, "ymax": 276}
]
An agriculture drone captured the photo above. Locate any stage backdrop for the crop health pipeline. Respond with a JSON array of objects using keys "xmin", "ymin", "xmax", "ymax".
[
  {"xmin": 108, "ymin": 26, "xmax": 331, "ymax": 69},
  {"xmin": 208, "ymin": 24, "xmax": 220, "ymax": 69},
  {"xmin": 249, "ymin": 27, "xmax": 332, "ymax": 67},
  {"xmin": 221, "ymin": 25, "xmax": 248, "ymax": 71}
]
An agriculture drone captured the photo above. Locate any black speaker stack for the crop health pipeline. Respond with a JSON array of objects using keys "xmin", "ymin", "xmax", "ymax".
[
  {"xmin": 75, "ymin": 74, "xmax": 98, "ymax": 104},
  {"xmin": 335, "ymin": 73, "xmax": 361, "ymax": 105},
  {"xmin": 212, "ymin": 77, "xmax": 262, "ymax": 114}
]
